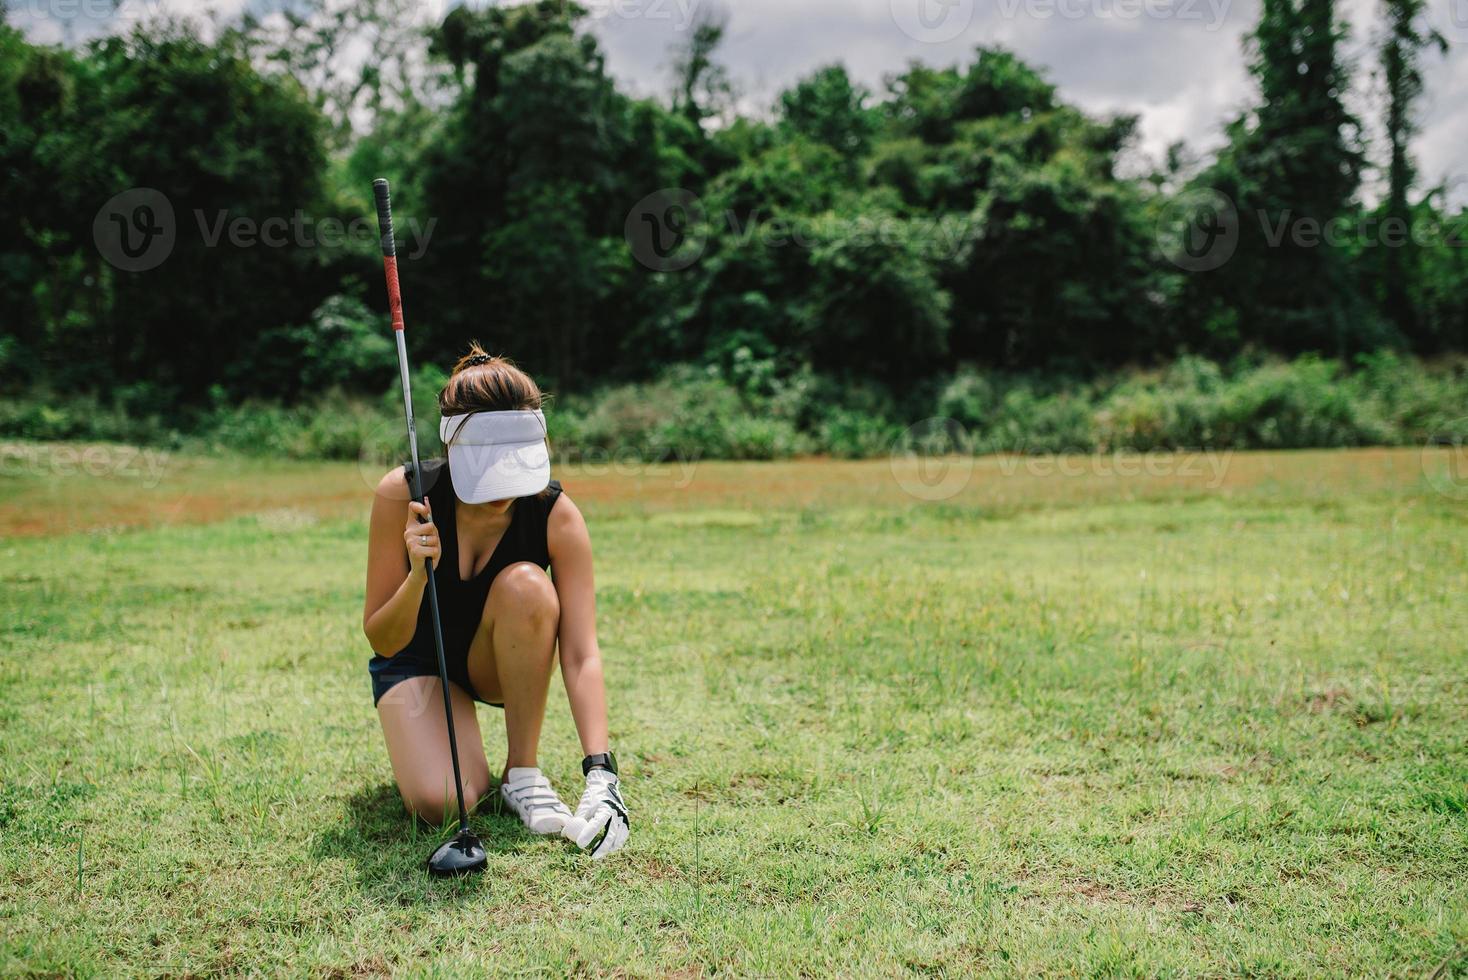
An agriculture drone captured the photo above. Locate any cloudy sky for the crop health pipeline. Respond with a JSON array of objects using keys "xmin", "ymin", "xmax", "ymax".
[
  {"xmin": 588, "ymin": 0, "xmax": 1467, "ymax": 194},
  {"xmin": 16, "ymin": 0, "xmax": 1467, "ymax": 194}
]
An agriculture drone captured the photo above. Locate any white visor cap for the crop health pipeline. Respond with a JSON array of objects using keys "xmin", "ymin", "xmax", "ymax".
[{"xmin": 438, "ymin": 409, "xmax": 550, "ymax": 503}]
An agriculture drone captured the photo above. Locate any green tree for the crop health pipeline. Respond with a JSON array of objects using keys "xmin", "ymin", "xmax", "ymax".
[
  {"xmin": 85, "ymin": 27, "xmax": 333, "ymax": 401},
  {"xmin": 670, "ymin": 6, "xmax": 733, "ymax": 132},
  {"xmin": 1375, "ymin": 0, "xmax": 1446, "ymax": 345},
  {"xmin": 1411, "ymin": 198, "xmax": 1468, "ymax": 350},
  {"xmin": 1184, "ymin": 0, "xmax": 1372, "ymax": 355},
  {"xmin": 883, "ymin": 48, "xmax": 1055, "ymax": 147},
  {"xmin": 237, "ymin": 0, "xmax": 445, "ymax": 150},
  {"xmin": 0, "ymin": 28, "xmax": 77, "ymax": 384},
  {"xmin": 1, "ymin": 24, "xmax": 333, "ymax": 402},
  {"xmin": 872, "ymin": 49, "xmax": 1162, "ymax": 368},
  {"xmin": 418, "ymin": 2, "xmax": 696, "ymax": 386},
  {"xmin": 779, "ymin": 65, "xmax": 877, "ymax": 164}
]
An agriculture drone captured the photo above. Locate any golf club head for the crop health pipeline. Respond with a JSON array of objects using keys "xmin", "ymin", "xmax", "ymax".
[{"xmin": 426, "ymin": 828, "xmax": 488, "ymax": 877}]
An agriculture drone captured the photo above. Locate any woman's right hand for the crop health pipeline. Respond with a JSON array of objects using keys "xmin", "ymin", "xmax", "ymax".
[{"xmin": 403, "ymin": 498, "xmax": 441, "ymax": 574}]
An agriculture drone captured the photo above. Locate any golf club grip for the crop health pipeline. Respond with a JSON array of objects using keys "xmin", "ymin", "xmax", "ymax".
[
  {"xmin": 402, "ymin": 461, "xmax": 434, "ymax": 564},
  {"xmin": 372, "ymin": 179, "xmax": 396, "ymax": 258},
  {"xmin": 373, "ymin": 179, "xmax": 405, "ymax": 332}
]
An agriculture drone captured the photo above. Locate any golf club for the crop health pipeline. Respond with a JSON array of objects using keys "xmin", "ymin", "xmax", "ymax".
[{"xmin": 373, "ymin": 178, "xmax": 488, "ymax": 878}]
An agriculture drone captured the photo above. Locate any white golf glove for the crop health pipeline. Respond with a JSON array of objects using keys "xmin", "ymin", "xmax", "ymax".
[{"xmin": 562, "ymin": 769, "xmax": 629, "ymax": 859}]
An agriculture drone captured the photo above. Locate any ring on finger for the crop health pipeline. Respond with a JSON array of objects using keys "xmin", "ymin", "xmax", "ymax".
[{"xmin": 419, "ymin": 535, "xmax": 428, "ymax": 546}]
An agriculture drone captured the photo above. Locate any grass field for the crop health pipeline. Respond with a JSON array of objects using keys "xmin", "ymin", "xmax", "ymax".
[{"xmin": 1, "ymin": 443, "xmax": 1465, "ymax": 976}]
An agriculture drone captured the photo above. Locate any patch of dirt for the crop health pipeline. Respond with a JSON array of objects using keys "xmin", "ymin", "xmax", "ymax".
[
  {"xmin": 321, "ymin": 955, "xmax": 391, "ymax": 979},
  {"xmin": 1305, "ymin": 687, "xmax": 1352, "ymax": 713},
  {"xmin": 2, "ymin": 444, "xmax": 1442, "ymax": 539},
  {"xmin": 1027, "ymin": 879, "xmax": 1218, "ymax": 915}
]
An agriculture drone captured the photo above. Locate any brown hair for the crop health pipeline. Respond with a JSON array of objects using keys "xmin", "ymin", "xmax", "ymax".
[
  {"xmin": 439, "ymin": 341, "xmax": 543, "ymax": 420},
  {"xmin": 438, "ymin": 343, "xmax": 551, "ymax": 499}
]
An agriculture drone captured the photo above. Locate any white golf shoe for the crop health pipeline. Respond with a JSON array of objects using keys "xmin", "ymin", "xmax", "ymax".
[{"xmin": 499, "ymin": 767, "xmax": 573, "ymax": 835}]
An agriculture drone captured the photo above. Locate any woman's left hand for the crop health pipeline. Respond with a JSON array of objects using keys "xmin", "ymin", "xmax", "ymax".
[{"xmin": 562, "ymin": 770, "xmax": 629, "ymax": 859}]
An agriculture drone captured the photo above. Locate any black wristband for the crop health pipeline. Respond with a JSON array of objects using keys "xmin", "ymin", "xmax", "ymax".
[{"xmin": 582, "ymin": 752, "xmax": 618, "ymax": 776}]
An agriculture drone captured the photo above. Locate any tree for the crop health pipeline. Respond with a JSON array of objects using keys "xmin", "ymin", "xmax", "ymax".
[
  {"xmin": 0, "ymin": 27, "xmax": 74, "ymax": 385},
  {"xmin": 85, "ymin": 27, "xmax": 333, "ymax": 401},
  {"xmin": 669, "ymin": 6, "xmax": 732, "ymax": 132},
  {"xmin": 883, "ymin": 48, "xmax": 1055, "ymax": 147},
  {"xmin": 779, "ymin": 65, "xmax": 876, "ymax": 164},
  {"xmin": 872, "ymin": 49, "xmax": 1162, "ymax": 368},
  {"xmin": 1, "ymin": 24, "xmax": 334, "ymax": 402},
  {"xmin": 417, "ymin": 2, "xmax": 686, "ymax": 386},
  {"xmin": 1375, "ymin": 0, "xmax": 1446, "ymax": 345},
  {"xmin": 1182, "ymin": 0, "xmax": 1372, "ymax": 356},
  {"xmin": 237, "ymin": 0, "xmax": 446, "ymax": 150}
]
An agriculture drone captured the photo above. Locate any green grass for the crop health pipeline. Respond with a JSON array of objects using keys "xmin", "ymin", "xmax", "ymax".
[{"xmin": 1, "ymin": 446, "xmax": 1465, "ymax": 976}]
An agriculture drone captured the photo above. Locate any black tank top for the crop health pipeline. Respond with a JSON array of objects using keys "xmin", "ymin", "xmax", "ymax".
[{"xmin": 392, "ymin": 457, "xmax": 562, "ymax": 666}]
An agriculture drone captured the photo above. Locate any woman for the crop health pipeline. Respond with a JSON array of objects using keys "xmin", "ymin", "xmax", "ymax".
[{"xmin": 362, "ymin": 345, "xmax": 628, "ymax": 859}]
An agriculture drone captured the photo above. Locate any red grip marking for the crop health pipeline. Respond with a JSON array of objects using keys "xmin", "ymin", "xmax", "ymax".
[{"xmin": 383, "ymin": 256, "xmax": 405, "ymax": 331}]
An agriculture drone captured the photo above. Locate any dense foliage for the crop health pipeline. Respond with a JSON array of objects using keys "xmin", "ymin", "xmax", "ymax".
[
  {"xmin": 1, "ymin": 0, "xmax": 1463, "ymax": 452},
  {"xmin": 3, "ymin": 352, "xmax": 1462, "ymax": 462}
]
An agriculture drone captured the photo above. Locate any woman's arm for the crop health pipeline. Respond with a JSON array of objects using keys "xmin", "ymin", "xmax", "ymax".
[
  {"xmin": 547, "ymin": 493, "xmax": 610, "ymax": 755},
  {"xmin": 363, "ymin": 467, "xmax": 441, "ymax": 657}
]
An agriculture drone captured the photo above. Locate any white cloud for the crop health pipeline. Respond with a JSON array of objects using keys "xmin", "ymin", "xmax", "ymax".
[
  {"xmin": 13, "ymin": 0, "xmax": 1465, "ymax": 192},
  {"xmin": 590, "ymin": 0, "xmax": 1465, "ymax": 191}
]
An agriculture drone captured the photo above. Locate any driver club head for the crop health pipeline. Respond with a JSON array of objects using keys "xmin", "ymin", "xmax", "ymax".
[{"xmin": 426, "ymin": 828, "xmax": 488, "ymax": 877}]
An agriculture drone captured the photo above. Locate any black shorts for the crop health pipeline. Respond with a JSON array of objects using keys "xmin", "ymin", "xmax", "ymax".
[{"xmin": 368, "ymin": 653, "xmax": 504, "ymax": 708}]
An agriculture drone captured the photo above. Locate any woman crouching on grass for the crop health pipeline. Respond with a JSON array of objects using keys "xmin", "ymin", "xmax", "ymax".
[{"xmin": 361, "ymin": 344, "xmax": 627, "ymax": 858}]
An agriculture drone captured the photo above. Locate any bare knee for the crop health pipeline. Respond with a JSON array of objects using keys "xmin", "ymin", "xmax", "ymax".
[
  {"xmin": 401, "ymin": 773, "xmax": 488, "ymax": 825},
  {"xmin": 401, "ymin": 784, "xmax": 449, "ymax": 826},
  {"xmin": 488, "ymin": 562, "xmax": 559, "ymax": 631}
]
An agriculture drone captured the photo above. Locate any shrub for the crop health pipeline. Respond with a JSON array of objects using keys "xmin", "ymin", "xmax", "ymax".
[
  {"xmin": 935, "ymin": 369, "xmax": 1000, "ymax": 431},
  {"xmin": 980, "ymin": 387, "xmax": 1097, "ymax": 454},
  {"xmin": 1094, "ymin": 355, "xmax": 1406, "ymax": 451},
  {"xmin": 229, "ymin": 296, "xmax": 396, "ymax": 401},
  {"xmin": 816, "ymin": 408, "xmax": 903, "ymax": 459},
  {"xmin": 0, "ymin": 391, "xmax": 173, "ymax": 444},
  {"xmin": 1213, "ymin": 357, "xmax": 1392, "ymax": 448},
  {"xmin": 3, "ymin": 355, "xmax": 1464, "ymax": 463},
  {"xmin": 552, "ymin": 367, "xmax": 807, "ymax": 462}
]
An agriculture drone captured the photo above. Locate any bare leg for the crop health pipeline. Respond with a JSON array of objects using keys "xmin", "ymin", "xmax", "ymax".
[
  {"xmin": 465, "ymin": 561, "xmax": 560, "ymax": 774},
  {"xmin": 376, "ymin": 675, "xmax": 491, "ymax": 825}
]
